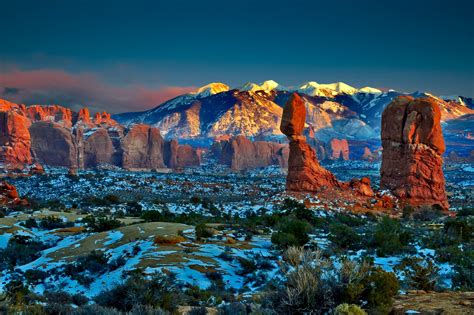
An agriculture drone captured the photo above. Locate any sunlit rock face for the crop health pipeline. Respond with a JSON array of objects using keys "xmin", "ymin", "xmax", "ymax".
[
  {"xmin": 281, "ymin": 93, "xmax": 375, "ymax": 197},
  {"xmin": 380, "ymin": 96, "xmax": 449, "ymax": 210},
  {"xmin": 281, "ymin": 93, "xmax": 341, "ymax": 191},
  {"xmin": 211, "ymin": 135, "xmax": 288, "ymax": 171},
  {"xmin": 0, "ymin": 181, "xmax": 27, "ymax": 206},
  {"xmin": 327, "ymin": 138, "xmax": 349, "ymax": 160},
  {"xmin": 0, "ymin": 108, "xmax": 32, "ymax": 168}
]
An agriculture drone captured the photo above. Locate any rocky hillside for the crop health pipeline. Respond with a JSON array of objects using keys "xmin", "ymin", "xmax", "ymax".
[
  {"xmin": 113, "ymin": 81, "xmax": 474, "ymax": 143},
  {"xmin": 0, "ymin": 100, "xmax": 200, "ymax": 171}
]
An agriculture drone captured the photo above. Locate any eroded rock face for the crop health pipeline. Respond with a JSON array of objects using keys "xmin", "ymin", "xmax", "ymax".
[
  {"xmin": 29, "ymin": 121, "xmax": 77, "ymax": 168},
  {"xmin": 281, "ymin": 93, "xmax": 340, "ymax": 191},
  {"xmin": 281, "ymin": 93, "xmax": 374, "ymax": 197},
  {"xmin": 84, "ymin": 129, "xmax": 114, "ymax": 168},
  {"xmin": 214, "ymin": 135, "xmax": 288, "ymax": 170},
  {"xmin": 0, "ymin": 110, "xmax": 32, "ymax": 168},
  {"xmin": 164, "ymin": 140, "xmax": 201, "ymax": 169},
  {"xmin": 121, "ymin": 124, "xmax": 166, "ymax": 169},
  {"xmin": 327, "ymin": 138, "xmax": 349, "ymax": 160},
  {"xmin": 381, "ymin": 96, "xmax": 449, "ymax": 210},
  {"xmin": 0, "ymin": 181, "xmax": 27, "ymax": 206}
]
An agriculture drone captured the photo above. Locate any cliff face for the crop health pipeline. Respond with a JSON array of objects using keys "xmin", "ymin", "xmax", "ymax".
[
  {"xmin": 212, "ymin": 135, "xmax": 288, "ymax": 170},
  {"xmin": 0, "ymin": 100, "xmax": 201, "ymax": 171},
  {"xmin": 381, "ymin": 96, "xmax": 449, "ymax": 210}
]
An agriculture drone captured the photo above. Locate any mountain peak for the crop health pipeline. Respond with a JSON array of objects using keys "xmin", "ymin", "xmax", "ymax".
[{"xmin": 194, "ymin": 82, "xmax": 229, "ymax": 97}]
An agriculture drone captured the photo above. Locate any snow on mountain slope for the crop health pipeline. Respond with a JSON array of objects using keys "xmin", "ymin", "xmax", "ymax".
[{"xmin": 112, "ymin": 81, "xmax": 474, "ymax": 142}]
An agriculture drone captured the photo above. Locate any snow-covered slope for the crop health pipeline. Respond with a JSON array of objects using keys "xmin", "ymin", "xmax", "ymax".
[{"xmin": 113, "ymin": 81, "xmax": 474, "ymax": 141}]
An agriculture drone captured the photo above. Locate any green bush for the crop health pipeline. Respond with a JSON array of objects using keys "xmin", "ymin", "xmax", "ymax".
[
  {"xmin": 369, "ymin": 216, "xmax": 412, "ymax": 256},
  {"xmin": 328, "ymin": 223, "xmax": 361, "ymax": 250},
  {"xmin": 271, "ymin": 217, "xmax": 311, "ymax": 249},
  {"xmin": 334, "ymin": 303, "xmax": 367, "ymax": 315},
  {"xmin": 195, "ymin": 223, "xmax": 214, "ymax": 241},
  {"xmin": 397, "ymin": 257, "xmax": 440, "ymax": 291}
]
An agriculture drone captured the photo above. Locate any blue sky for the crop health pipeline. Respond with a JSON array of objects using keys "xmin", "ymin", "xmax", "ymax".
[{"xmin": 0, "ymin": 0, "xmax": 473, "ymax": 112}]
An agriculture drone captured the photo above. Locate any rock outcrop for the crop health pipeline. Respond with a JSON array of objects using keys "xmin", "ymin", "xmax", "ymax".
[
  {"xmin": 0, "ymin": 181, "xmax": 27, "ymax": 206},
  {"xmin": 83, "ymin": 129, "xmax": 114, "ymax": 168},
  {"xmin": 0, "ymin": 109, "xmax": 32, "ymax": 168},
  {"xmin": 29, "ymin": 121, "xmax": 78, "ymax": 168},
  {"xmin": 327, "ymin": 138, "xmax": 349, "ymax": 160},
  {"xmin": 281, "ymin": 93, "xmax": 374, "ymax": 197},
  {"xmin": 213, "ymin": 135, "xmax": 288, "ymax": 170},
  {"xmin": 121, "ymin": 124, "xmax": 166, "ymax": 170},
  {"xmin": 380, "ymin": 96, "xmax": 449, "ymax": 210},
  {"xmin": 281, "ymin": 93, "xmax": 341, "ymax": 191},
  {"xmin": 164, "ymin": 140, "xmax": 201, "ymax": 169}
]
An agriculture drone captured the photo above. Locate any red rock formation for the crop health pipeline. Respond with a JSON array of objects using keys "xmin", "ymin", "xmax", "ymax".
[
  {"xmin": 84, "ymin": 129, "xmax": 114, "ymax": 168},
  {"xmin": 29, "ymin": 121, "xmax": 78, "ymax": 168},
  {"xmin": 327, "ymin": 138, "xmax": 349, "ymax": 160},
  {"xmin": 0, "ymin": 181, "xmax": 27, "ymax": 206},
  {"xmin": 380, "ymin": 96, "xmax": 449, "ymax": 210},
  {"xmin": 94, "ymin": 112, "xmax": 117, "ymax": 126},
  {"xmin": 281, "ymin": 93, "xmax": 374, "ymax": 197},
  {"xmin": 0, "ymin": 109, "xmax": 32, "ymax": 168},
  {"xmin": 215, "ymin": 135, "xmax": 288, "ymax": 170},
  {"xmin": 121, "ymin": 124, "xmax": 165, "ymax": 169},
  {"xmin": 281, "ymin": 93, "xmax": 341, "ymax": 191},
  {"xmin": 77, "ymin": 108, "xmax": 92, "ymax": 126},
  {"xmin": 26, "ymin": 105, "xmax": 74, "ymax": 127},
  {"xmin": 164, "ymin": 140, "xmax": 201, "ymax": 169}
]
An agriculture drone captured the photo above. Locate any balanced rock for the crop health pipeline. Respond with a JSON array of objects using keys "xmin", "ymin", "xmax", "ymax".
[
  {"xmin": 380, "ymin": 96, "xmax": 449, "ymax": 210},
  {"xmin": 0, "ymin": 109, "xmax": 32, "ymax": 168},
  {"xmin": 281, "ymin": 93, "xmax": 341, "ymax": 191}
]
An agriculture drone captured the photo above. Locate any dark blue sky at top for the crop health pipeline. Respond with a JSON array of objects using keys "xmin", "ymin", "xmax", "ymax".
[{"xmin": 1, "ymin": 0, "xmax": 473, "ymax": 110}]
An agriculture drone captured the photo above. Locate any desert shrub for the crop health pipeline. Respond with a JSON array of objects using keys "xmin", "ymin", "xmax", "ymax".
[
  {"xmin": 328, "ymin": 223, "xmax": 361, "ymax": 250},
  {"xmin": 94, "ymin": 273, "xmax": 182, "ymax": 312},
  {"xmin": 195, "ymin": 223, "xmax": 214, "ymax": 241},
  {"xmin": 142, "ymin": 210, "xmax": 167, "ymax": 222},
  {"xmin": 39, "ymin": 216, "xmax": 74, "ymax": 230},
  {"xmin": 457, "ymin": 208, "xmax": 474, "ymax": 217},
  {"xmin": 4, "ymin": 279, "xmax": 30, "ymax": 305},
  {"xmin": 271, "ymin": 217, "xmax": 311, "ymax": 249},
  {"xmin": 217, "ymin": 302, "xmax": 247, "ymax": 314},
  {"xmin": 334, "ymin": 213, "xmax": 365, "ymax": 227},
  {"xmin": 334, "ymin": 303, "xmax": 367, "ymax": 315},
  {"xmin": 363, "ymin": 268, "xmax": 399, "ymax": 314},
  {"xmin": 24, "ymin": 269, "xmax": 48, "ymax": 285},
  {"xmin": 126, "ymin": 201, "xmax": 143, "ymax": 216},
  {"xmin": 237, "ymin": 257, "xmax": 257, "ymax": 276},
  {"xmin": 22, "ymin": 218, "xmax": 38, "ymax": 229},
  {"xmin": 444, "ymin": 217, "xmax": 472, "ymax": 242},
  {"xmin": 272, "ymin": 247, "xmax": 399, "ymax": 314},
  {"xmin": 0, "ymin": 209, "xmax": 5, "ymax": 218},
  {"xmin": 396, "ymin": 257, "xmax": 440, "ymax": 291},
  {"xmin": 369, "ymin": 216, "xmax": 412, "ymax": 256},
  {"xmin": 103, "ymin": 194, "xmax": 120, "ymax": 204},
  {"xmin": 0, "ymin": 235, "xmax": 47, "ymax": 271},
  {"xmin": 84, "ymin": 215, "xmax": 122, "ymax": 232},
  {"xmin": 413, "ymin": 205, "xmax": 443, "ymax": 221}
]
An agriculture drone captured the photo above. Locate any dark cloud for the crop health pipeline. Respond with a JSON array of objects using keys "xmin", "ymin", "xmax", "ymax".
[{"xmin": 0, "ymin": 69, "xmax": 196, "ymax": 114}]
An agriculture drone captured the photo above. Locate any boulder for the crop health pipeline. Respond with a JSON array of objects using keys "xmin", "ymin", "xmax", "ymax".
[
  {"xmin": 381, "ymin": 97, "xmax": 449, "ymax": 210},
  {"xmin": 0, "ymin": 181, "xmax": 28, "ymax": 206}
]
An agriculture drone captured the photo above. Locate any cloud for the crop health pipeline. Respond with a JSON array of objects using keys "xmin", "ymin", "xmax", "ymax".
[{"xmin": 0, "ymin": 69, "xmax": 196, "ymax": 114}]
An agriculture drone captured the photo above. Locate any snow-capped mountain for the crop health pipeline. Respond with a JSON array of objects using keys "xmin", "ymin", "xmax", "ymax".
[{"xmin": 113, "ymin": 80, "xmax": 474, "ymax": 142}]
